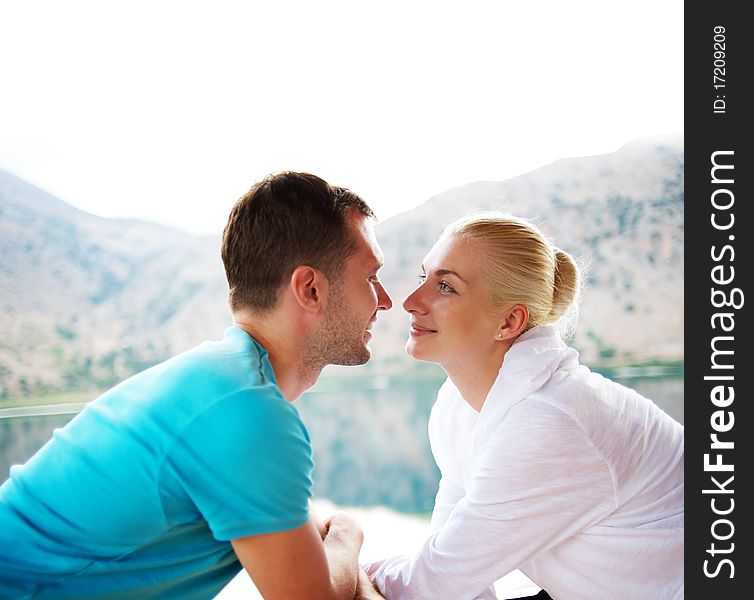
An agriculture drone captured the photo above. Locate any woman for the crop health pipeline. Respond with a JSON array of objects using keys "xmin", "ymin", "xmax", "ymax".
[{"xmin": 365, "ymin": 213, "xmax": 683, "ymax": 600}]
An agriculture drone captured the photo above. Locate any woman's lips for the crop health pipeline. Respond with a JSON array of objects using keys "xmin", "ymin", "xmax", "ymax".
[{"xmin": 409, "ymin": 323, "xmax": 437, "ymax": 336}]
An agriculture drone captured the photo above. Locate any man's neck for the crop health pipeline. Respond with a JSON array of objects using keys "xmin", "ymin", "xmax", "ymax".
[{"xmin": 233, "ymin": 311, "xmax": 319, "ymax": 402}]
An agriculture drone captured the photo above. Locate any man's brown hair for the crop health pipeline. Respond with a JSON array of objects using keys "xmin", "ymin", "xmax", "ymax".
[{"xmin": 221, "ymin": 171, "xmax": 375, "ymax": 312}]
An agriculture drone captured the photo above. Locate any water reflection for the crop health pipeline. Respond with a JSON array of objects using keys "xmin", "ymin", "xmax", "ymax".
[
  {"xmin": 1, "ymin": 377, "xmax": 683, "ymax": 513},
  {"xmin": 0, "ymin": 414, "xmax": 73, "ymax": 478}
]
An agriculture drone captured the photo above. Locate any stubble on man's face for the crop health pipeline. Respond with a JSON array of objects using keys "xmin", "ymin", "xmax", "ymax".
[{"xmin": 303, "ymin": 276, "xmax": 372, "ymax": 370}]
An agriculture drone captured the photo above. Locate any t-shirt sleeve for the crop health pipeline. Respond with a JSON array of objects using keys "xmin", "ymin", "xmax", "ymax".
[{"xmin": 160, "ymin": 387, "xmax": 314, "ymax": 541}]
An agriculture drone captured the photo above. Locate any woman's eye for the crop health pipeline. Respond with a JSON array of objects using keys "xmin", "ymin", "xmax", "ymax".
[{"xmin": 439, "ymin": 281, "xmax": 454, "ymax": 293}]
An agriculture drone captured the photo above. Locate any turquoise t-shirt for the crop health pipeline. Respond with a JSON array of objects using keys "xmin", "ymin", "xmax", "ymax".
[{"xmin": 0, "ymin": 327, "xmax": 314, "ymax": 599}]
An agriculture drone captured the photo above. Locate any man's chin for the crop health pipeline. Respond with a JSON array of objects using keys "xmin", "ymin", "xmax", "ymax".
[
  {"xmin": 350, "ymin": 346, "xmax": 372, "ymax": 366},
  {"xmin": 332, "ymin": 344, "xmax": 371, "ymax": 367}
]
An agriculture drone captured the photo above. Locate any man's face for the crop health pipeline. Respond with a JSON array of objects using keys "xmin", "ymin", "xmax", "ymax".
[{"xmin": 311, "ymin": 211, "xmax": 392, "ymax": 366}]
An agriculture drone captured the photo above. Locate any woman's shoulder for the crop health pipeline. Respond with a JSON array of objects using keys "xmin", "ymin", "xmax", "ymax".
[
  {"xmin": 432, "ymin": 377, "xmax": 476, "ymax": 415},
  {"xmin": 531, "ymin": 365, "xmax": 680, "ymax": 449},
  {"xmin": 430, "ymin": 378, "xmax": 479, "ymax": 434}
]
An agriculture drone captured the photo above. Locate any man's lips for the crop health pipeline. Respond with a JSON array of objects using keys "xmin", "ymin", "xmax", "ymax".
[
  {"xmin": 364, "ymin": 319, "xmax": 377, "ymax": 339},
  {"xmin": 409, "ymin": 323, "xmax": 437, "ymax": 335}
]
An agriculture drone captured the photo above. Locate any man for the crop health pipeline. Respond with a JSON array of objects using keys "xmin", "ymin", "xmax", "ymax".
[{"xmin": 0, "ymin": 172, "xmax": 392, "ymax": 599}]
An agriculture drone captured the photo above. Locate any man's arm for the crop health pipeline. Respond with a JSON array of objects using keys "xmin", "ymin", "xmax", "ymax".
[{"xmin": 231, "ymin": 513, "xmax": 362, "ymax": 600}]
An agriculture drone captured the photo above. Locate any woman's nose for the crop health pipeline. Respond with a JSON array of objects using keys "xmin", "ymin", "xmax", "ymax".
[{"xmin": 402, "ymin": 284, "xmax": 424, "ymax": 314}]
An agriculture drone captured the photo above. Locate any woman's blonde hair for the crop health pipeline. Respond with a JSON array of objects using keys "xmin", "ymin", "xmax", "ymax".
[{"xmin": 444, "ymin": 212, "xmax": 582, "ymax": 334}]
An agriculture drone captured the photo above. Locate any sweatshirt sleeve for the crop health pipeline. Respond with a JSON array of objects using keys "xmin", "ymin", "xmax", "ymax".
[
  {"xmin": 429, "ymin": 475, "xmax": 465, "ymax": 532},
  {"xmin": 368, "ymin": 401, "xmax": 617, "ymax": 600}
]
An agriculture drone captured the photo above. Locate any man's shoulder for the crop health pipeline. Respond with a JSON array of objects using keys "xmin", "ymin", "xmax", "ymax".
[
  {"xmin": 145, "ymin": 327, "xmax": 273, "ymax": 393},
  {"xmin": 163, "ymin": 329, "xmax": 297, "ymax": 428},
  {"xmin": 90, "ymin": 327, "xmax": 286, "ymax": 435}
]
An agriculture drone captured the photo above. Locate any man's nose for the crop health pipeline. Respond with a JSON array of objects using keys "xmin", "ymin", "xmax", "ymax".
[{"xmin": 377, "ymin": 282, "xmax": 393, "ymax": 311}]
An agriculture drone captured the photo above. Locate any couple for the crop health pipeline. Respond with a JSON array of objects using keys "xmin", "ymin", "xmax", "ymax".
[{"xmin": 0, "ymin": 172, "xmax": 683, "ymax": 600}]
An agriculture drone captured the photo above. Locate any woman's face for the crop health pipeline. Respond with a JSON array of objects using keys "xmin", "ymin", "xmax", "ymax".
[{"xmin": 402, "ymin": 234, "xmax": 503, "ymax": 369}]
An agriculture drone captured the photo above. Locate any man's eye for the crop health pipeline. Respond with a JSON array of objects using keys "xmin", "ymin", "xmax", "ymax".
[
  {"xmin": 369, "ymin": 275, "xmax": 380, "ymax": 284},
  {"xmin": 417, "ymin": 274, "xmax": 427, "ymax": 282}
]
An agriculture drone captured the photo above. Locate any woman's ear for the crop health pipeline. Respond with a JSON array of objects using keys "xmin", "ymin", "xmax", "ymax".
[
  {"xmin": 497, "ymin": 304, "xmax": 529, "ymax": 340},
  {"xmin": 289, "ymin": 265, "xmax": 328, "ymax": 315}
]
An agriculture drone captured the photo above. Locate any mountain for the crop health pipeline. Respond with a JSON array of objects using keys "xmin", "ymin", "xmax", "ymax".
[
  {"xmin": 366, "ymin": 134, "xmax": 683, "ymax": 375},
  {"xmin": 0, "ymin": 169, "xmax": 230, "ymax": 398},
  {"xmin": 0, "ymin": 136, "xmax": 683, "ymax": 399}
]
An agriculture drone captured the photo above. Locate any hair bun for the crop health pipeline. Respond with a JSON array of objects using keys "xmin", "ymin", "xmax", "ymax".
[{"xmin": 549, "ymin": 248, "xmax": 580, "ymax": 322}]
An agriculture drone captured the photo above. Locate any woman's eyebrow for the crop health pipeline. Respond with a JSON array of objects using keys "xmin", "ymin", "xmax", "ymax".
[{"xmin": 432, "ymin": 268, "xmax": 467, "ymax": 283}]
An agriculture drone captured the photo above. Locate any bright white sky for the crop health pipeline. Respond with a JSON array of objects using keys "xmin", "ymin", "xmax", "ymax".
[{"xmin": 0, "ymin": 0, "xmax": 683, "ymax": 235}]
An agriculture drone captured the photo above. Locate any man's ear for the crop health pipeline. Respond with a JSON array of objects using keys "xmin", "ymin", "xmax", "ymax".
[
  {"xmin": 497, "ymin": 303, "xmax": 529, "ymax": 341},
  {"xmin": 289, "ymin": 265, "xmax": 328, "ymax": 314}
]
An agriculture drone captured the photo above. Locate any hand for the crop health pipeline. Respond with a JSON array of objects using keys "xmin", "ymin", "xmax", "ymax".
[
  {"xmin": 324, "ymin": 511, "xmax": 364, "ymax": 549},
  {"xmin": 354, "ymin": 568, "xmax": 387, "ymax": 600}
]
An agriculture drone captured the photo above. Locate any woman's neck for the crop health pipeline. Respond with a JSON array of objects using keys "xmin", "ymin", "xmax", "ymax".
[{"xmin": 444, "ymin": 342, "xmax": 511, "ymax": 412}]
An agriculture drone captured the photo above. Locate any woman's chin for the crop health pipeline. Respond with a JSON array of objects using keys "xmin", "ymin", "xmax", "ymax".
[{"xmin": 405, "ymin": 340, "xmax": 432, "ymax": 362}]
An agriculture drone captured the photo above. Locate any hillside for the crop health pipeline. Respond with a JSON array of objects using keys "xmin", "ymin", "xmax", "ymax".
[
  {"xmin": 0, "ymin": 169, "xmax": 230, "ymax": 397},
  {"xmin": 365, "ymin": 134, "xmax": 683, "ymax": 374},
  {"xmin": 0, "ymin": 136, "xmax": 683, "ymax": 399}
]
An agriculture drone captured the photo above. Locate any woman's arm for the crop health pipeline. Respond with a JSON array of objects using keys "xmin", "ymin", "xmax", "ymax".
[
  {"xmin": 429, "ymin": 475, "xmax": 466, "ymax": 532},
  {"xmin": 369, "ymin": 405, "xmax": 616, "ymax": 600}
]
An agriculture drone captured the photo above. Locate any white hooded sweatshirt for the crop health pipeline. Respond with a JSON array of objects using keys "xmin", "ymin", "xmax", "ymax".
[{"xmin": 366, "ymin": 326, "xmax": 683, "ymax": 600}]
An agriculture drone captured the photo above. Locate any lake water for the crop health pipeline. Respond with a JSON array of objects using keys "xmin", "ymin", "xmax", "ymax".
[{"xmin": 0, "ymin": 376, "xmax": 683, "ymax": 513}]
